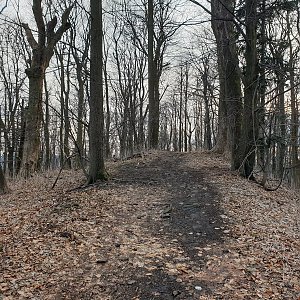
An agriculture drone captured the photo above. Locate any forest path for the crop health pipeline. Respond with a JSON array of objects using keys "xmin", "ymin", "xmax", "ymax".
[
  {"xmin": 107, "ymin": 151, "xmax": 226, "ymax": 299},
  {"xmin": 1, "ymin": 151, "xmax": 299, "ymax": 299}
]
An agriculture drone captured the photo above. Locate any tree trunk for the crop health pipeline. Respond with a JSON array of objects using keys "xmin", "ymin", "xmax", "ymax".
[
  {"xmin": 21, "ymin": 67, "xmax": 44, "ymax": 177},
  {"xmin": 16, "ymin": 100, "xmax": 26, "ymax": 175},
  {"xmin": 75, "ymin": 63, "xmax": 85, "ymax": 168},
  {"xmin": 211, "ymin": 0, "xmax": 242, "ymax": 168},
  {"xmin": 202, "ymin": 63, "xmax": 212, "ymax": 150},
  {"xmin": 0, "ymin": 165, "xmax": 9, "ymax": 194},
  {"xmin": 20, "ymin": 1, "xmax": 72, "ymax": 177},
  {"xmin": 43, "ymin": 76, "xmax": 50, "ymax": 170},
  {"xmin": 147, "ymin": 0, "xmax": 158, "ymax": 149},
  {"xmin": 88, "ymin": 0, "xmax": 107, "ymax": 183},
  {"xmin": 239, "ymin": 0, "xmax": 258, "ymax": 179},
  {"xmin": 184, "ymin": 64, "xmax": 189, "ymax": 152},
  {"xmin": 104, "ymin": 57, "xmax": 111, "ymax": 158},
  {"xmin": 276, "ymin": 69, "xmax": 286, "ymax": 179},
  {"xmin": 288, "ymin": 13, "xmax": 300, "ymax": 189},
  {"xmin": 179, "ymin": 67, "xmax": 183, "ymax": 152},
  {"xmin": 257, "ymin": 0, "xmax": 267, "ymax": 184}
]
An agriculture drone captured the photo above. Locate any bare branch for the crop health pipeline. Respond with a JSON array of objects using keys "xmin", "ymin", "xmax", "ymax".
[
  {"xmin": 32, "ymin": 0, "xmax": 45, "ymax": 45},
  {"xmin": 0, "ymin": 0, "xmax": 8, "ymax": 14},
  {"xmin": 46, "ymin": 16, "xmax": 57, "ymax": 35},
  {"xmin": 21, "ymin": 23, "xmax": 38, "ymax": 49},
  {"xmin": 51, "ymin": 4, "xmax": 74, "ymax": 45},
  {"xmin": 45, "ymin": 4, "xmax": 74, "ymax": 60}
]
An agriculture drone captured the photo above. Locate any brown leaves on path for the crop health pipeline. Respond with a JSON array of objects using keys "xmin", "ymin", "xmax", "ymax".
[{"xmin": 0, "ymin": 151, "xmax": 299, "ymax": 299}]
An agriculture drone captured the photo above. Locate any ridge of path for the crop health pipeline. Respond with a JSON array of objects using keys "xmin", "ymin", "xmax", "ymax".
[{"xmin": 109, "ymin": 151, "xmax": 225, "ymax": 299}]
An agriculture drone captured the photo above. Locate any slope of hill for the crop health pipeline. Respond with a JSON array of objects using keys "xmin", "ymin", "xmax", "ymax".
[{"xmin": 0, "ymin": 151, "xmax": 299, "ymax": 299}]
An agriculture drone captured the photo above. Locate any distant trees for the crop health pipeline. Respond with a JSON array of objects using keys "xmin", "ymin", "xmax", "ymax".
[
  {"xmin": 0, "ymin": 24, "xmax": 27, "ymax": 176},
  {"xmin": 123, "ymin": 0, "xmax": 180, "ymax": 149}
]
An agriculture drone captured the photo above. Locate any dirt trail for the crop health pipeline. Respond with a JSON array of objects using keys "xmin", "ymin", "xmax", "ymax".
[
  {"xmin": 108, "ymin": 151, "xmax": 226, "ymax": 299},
  {"xmin": 1, "ymin": 151, "xmax": 299, "ymax": 300}
]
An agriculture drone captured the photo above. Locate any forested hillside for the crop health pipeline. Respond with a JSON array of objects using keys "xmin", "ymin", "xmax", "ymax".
[
  {"xmin": 0, "ymin": 151, "xmax": 299, "ymax": 299},
  {"xmin": 0, "ymin": 0, "xmax": 300, "ymax": 190}
]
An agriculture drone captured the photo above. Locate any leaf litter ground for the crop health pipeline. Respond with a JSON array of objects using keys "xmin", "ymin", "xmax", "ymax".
[{"xmin": 0, "ymin": 151, "xmax": 299, "ymax": 299}]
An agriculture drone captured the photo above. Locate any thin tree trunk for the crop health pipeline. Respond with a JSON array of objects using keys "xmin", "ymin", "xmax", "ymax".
[
  {"xmin": 184, "ymin": 64, "xmax": 189, "ymax": 152},
  {"xmin": 43, "ymin": 76, "xmax": 50, "ymax": 170},
  {"xmin": 203, "ymin": 69, "xmax": 212, "ymax": 150},
  {"xmin": 103, "ymin": 57, "xmax": 111, "ymax": 158},
  {"xmin": 276, "ymin": 71, "xmax": 286, "ymax": 179},
  {"xmin": 147, "ymin": 0, "xmax": 158, "ymax": 149}
]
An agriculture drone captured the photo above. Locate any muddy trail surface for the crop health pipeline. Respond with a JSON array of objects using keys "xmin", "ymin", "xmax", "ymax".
[{"xmin": 1, "ymin": 151, "xmax": 299, "ymax": 300}]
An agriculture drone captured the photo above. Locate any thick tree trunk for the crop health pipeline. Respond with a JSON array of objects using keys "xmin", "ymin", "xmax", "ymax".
[
  {"xmin": 239, "ymin": 0, "xmax": 258, "ymax": 179},
  {"xmin": 0, "ymin": 165, "xmax": 9, "ymax": 194},
  {"xmin": 20, "ymin": 67, "xmax": 44, "ymax": 177},
  {"xmin": 211, "ymin": 0, "xmax": 242, "ymax": 168},
  {"xmin": 87, "ymin": 0, "xmax": 107, "ymax": 183},
  {"xmin": 212, "ymin": 30, "xmax": 227, "ymax": 154},
  {"xmin": 257, "ymin": 0, "xmax": 266, "ymax": 175},
  {"xmin": 20, "ymin": 2, "xmax": 72, "ymax": 177}
]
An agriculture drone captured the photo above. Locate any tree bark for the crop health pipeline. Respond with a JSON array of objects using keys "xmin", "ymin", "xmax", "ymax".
[
  {"xmin": 287, "ymin": 13, "xmax": 300, "ymax": 189},
  {"xmin": 211, "ymin": 0, "xmax": 242, "ymax": 168},
  {"xmin": 239, "ymin": 0, "xmax": 258, "ymax": 179},
  {"xmin": 202, "ymin": 65, "xmax": 212, "ymax": 150},
  {"xmin": 20, "ymin": 1, "xmax": 72, "ymax": 177},
  {"xmin": 87, "ymin": 0, "xmax": 107, "ymax": 183},
  {"xmin": 21, "ymin": 67, "xmax": 44, "ymax": 177},
  {"xmin": 147, "ymin": 0, "xmax": 158, "ymax": 149},
  {"xmin": 43, "ymin": 76, "xmax": 50, "ymax": 170},
  {"xmin": 0, "ymin": 165, "xmax": 9, "ymax": 194}
]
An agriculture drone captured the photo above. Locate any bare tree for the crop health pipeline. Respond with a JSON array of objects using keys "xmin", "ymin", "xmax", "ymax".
[
  {"xmin": 0, "ymin": 0, "xmax": 9, "ymax": 193},
  {"xmin": 20, "ymin": 0, "xmax": 73, "ymax": 177},
  {"xmin": 211, "ymin": 0, "xmax": 242, "ymax": 169},
  {"xmin": 124, "ymin": 0, "xmax": 180, "ymax": 149}
]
